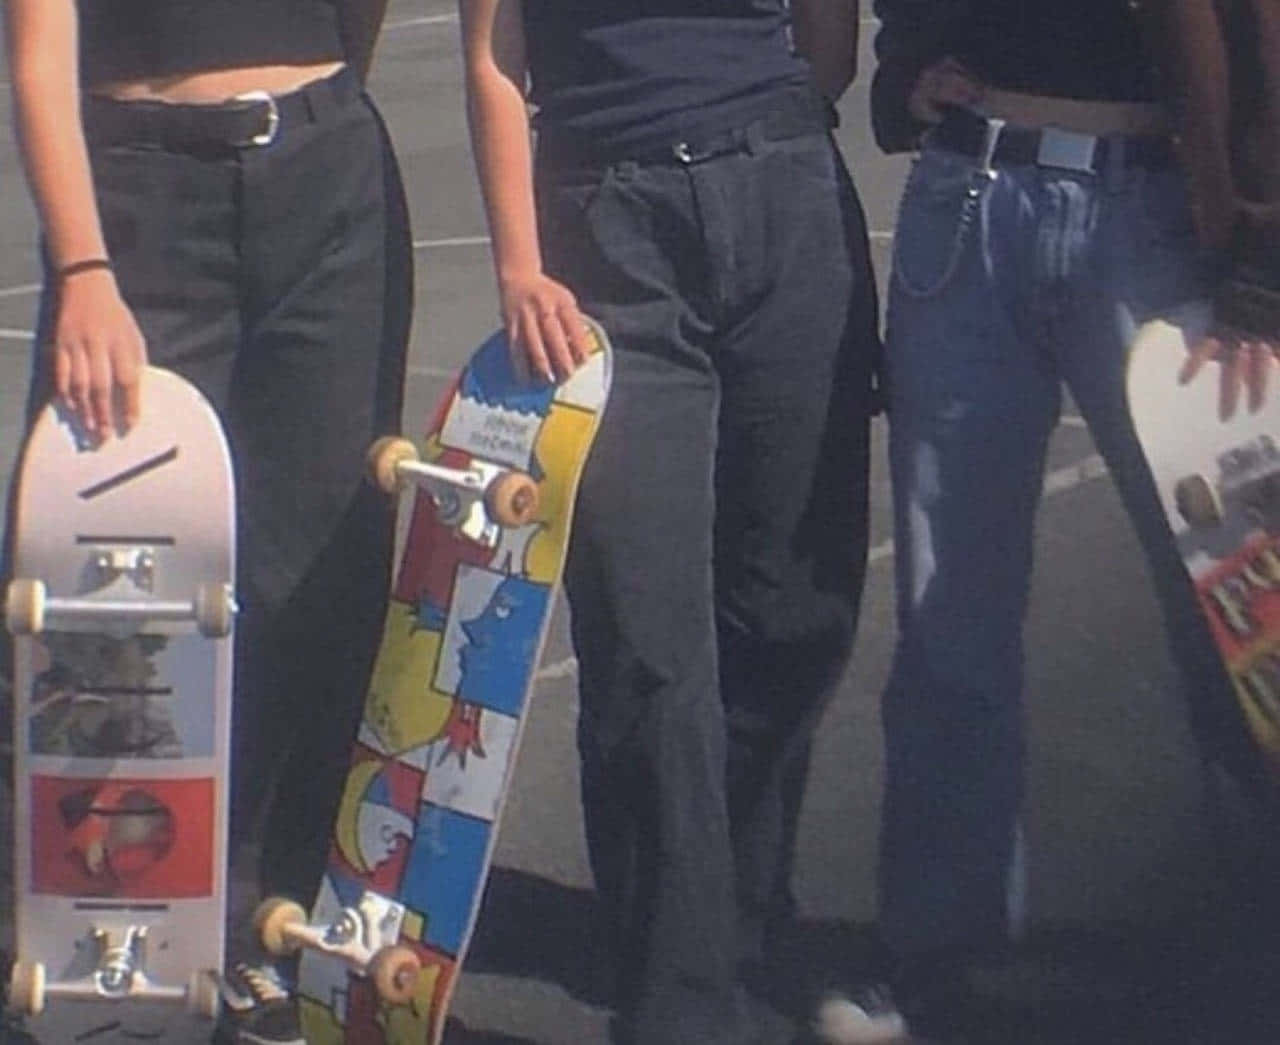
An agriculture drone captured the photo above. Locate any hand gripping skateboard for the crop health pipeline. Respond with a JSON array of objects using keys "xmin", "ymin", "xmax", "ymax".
[
  {"xmin": 254, "ymin": 321, "xmax": 611, "ymax": 1044},
  {"xmin": 3, "ymin": 367, "xmax": 236, "ymax": 1035},
  {"xmin": 1127, "ymin": 303, "xmax": 1280, "ymax": 788}
]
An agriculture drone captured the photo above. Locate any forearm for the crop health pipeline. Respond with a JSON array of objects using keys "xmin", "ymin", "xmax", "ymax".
[
  {"xmin": 336, "ymin": 0, "xmax": 389, "ymax": 83},
  {"xmin": 1165, "ymin": 0, "xmax": 1234, "ymax": 245},
  {"xmin": 460, "ymin": 1, "xmax": 542, "ymax": 284},
  {"xmin": 791, "ymin": 0, "xmax": 858, "ymax": 101},
  {"xmin": 7, "ymin": 0, "xmax": 109, "ymax": 268}
]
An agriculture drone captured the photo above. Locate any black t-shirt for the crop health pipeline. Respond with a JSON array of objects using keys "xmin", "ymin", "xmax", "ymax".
[
  {"xmin": 871, "ymin": 0, "xmax": 1162, "ymax": 152},
  {"xmin": 522, "ymin": 0, "xmax": 816, "ymax": 152},
  {"xmin": 77, "ymin": 0, "xmax": 345, "ymax": 86}
]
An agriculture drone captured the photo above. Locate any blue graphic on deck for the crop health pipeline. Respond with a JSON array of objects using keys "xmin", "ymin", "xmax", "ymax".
[
  {"xmin": 460, "ymin": 333, "xmax": 557, "ymax": 416},
  {"xmin": 457, "ymin": 576, "xmax": 550, "ymax": 717},
  {"xmin": 401, "ymin": 805, "xmax": 491, "ymax": 953}
]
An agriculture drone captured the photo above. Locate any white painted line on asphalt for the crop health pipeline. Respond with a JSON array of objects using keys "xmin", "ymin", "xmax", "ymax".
[
  {"xmin": 536, "ymin": 656, "xmax": 580, "ymax": 682},
  {"xmin": 413, "ymin": 235, "xmax": 491, "ymax": 250},
  {"xmin": 1060, "ymin": 415, "xmax": 1088, "ymax": 428},
  {"xmin": 0, "ymin": 328, "xmax": 33, "ymax": 341},
  {"xmin": 387, "ymin": 12, "xmax": 459, "ymax": 31},
  {"xmin": 870, "ymin": 231, "xmax": 893, "ymax": 242},
  {"xmin": 535, "ymin": 451, "xmax": 1109, "ymax": 679},
  {"xmin": 0, "ymin": 283, "xmax": 40, "ymax": 299},
  {"xmin": 867, "ymin": 453, "xmax": 1107, "ymax": 566}
]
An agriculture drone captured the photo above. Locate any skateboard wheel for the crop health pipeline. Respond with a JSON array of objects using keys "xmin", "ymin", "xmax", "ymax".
[
  {"xmin": 4, "ymin": 579, "xmax": 46, "ymax": 636},
  {"xmin": 254, "ymin": 897, "xmax": 307, "ymax": 957},
  {"xmin": 187, "ymin": 969, "xmax": 221, "ymax": 1019},
  {"xmin": 367, "ymin": 436, "xmax": 420, "ymax": 494},
  {"xmin": 369, "ymin": 944, "xmax": 420, "ymax": 1006},
  {"xmin": 485, "ymin": 471, "xmax": 539, "ymax": 528},
  {"xmin": 194, "ymin": 582, "xmax": 235, "ymax": 638},
  {"xmin": 8, "ymin": 960, "xmax": 45, "ymax": 1016},
  {"xmin": 1175, "ymin": 474, "xmax": 1223, "ymax": 529}
]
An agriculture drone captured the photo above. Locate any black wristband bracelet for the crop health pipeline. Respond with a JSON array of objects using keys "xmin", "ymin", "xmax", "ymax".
[{"xmin": 56, "ymin": 257, "xmax": 112, "ymax": 281}]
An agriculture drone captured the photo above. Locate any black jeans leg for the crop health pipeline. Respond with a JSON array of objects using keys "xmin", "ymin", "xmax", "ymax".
[
  {"xmin": 538, "ymin": 129, "xmax": 876, "ymax": 1044},
  {"xmin": 31, "ymin": 92, "xmax": 412, "ymax": 906}
]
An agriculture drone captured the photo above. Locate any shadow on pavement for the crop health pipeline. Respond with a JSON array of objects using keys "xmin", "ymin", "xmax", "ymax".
[
  {"xmin": 465, "ymin": 867, "xmax": 613, "ymax": 1008},
  {"xmin": 467, "ymin": 867, "xmax": 1280, "ymax": 1044},
  {"xmin": 442, "ymin": 1017, "xmax": 541, "ymax": 1045}
]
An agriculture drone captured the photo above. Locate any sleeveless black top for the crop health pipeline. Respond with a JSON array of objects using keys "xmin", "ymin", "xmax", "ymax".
[
  {"xmin": 77, "ymin": 0, "xmax": 345, "ymax": 86},
  {"xmin": 522, "ymin": 0, "xmax": 816, "ymax": 152}
]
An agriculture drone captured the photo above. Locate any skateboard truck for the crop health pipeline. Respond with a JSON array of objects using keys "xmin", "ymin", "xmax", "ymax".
[
  {"xmin": 6, "ymin": 926, "xmax": 221, "ymax": 1018},
  {"xmin": 367, "ymin": 436, "xmax": 540, "ymax": 545},
  {"xmin": 1176, "ymin": 436, "xmax": 1280, "ymax": 530},
  {"xmin": 254, "ymin": 894, "xmax": 422, "ymax": 1005},
  {"xmin": 4, "ymin": 577, "xmax": 236, "ymax": 639}
]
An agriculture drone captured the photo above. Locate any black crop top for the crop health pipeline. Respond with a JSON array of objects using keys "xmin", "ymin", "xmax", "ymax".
[
  {"xmin": 77, "ymin": 0, "xmax": 345, "ymax": 86},
  {"xmin": 522, "ymin": 0, "xmax": 814, "ymax": 153}
]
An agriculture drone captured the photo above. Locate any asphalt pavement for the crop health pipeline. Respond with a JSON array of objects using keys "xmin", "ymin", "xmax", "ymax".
[{"xmin": 1, "ymin": 5, "xmax": 1278, "ymax": 1043}]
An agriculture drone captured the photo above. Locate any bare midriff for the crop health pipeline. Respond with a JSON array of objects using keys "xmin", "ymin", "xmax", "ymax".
[
  {"xmin": 980, "ymin": 88, "xmax": 1170, "ymax": 137},
  {"xmin": 89, "ymin": 61, "xmax": 346, "ymax": 103}
]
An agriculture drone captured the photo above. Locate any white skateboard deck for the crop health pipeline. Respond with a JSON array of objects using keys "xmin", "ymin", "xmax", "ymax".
[{"xmin": 5, "ymin": 367, "xmax": 236, "ymax": 1035}]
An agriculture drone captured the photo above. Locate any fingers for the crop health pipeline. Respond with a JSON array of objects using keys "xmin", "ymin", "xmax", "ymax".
[
  {"xmin": 48, "ymin": 323, "xmax": 147, "ymax": 440},
  {"xmin": 1242, "ymin": 339, "xmax": 1276, "ymax": 414},
  {"xmin": 1178, "ymin": 334, "xmax": 1222, "ymax": 385},
  {"xmin": 909, "ymin": 56, "xmax": 984, "ymax": 123},
  {"xmin": 1220, "ymin": 341, "xmax": 1246, "ymax": 420},
  {"xmin": 503, "ymin": 277, "xmax": 589, "ymax": 384}
]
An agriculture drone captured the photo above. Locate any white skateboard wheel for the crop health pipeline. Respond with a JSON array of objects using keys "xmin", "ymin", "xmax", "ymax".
[
  {"xmin": 369, "ymin": 944, "xmax": 420, "ymax": 1005},
  {"xmin": 194, "ymin": 582, "xmax": 235, "ymax": 638},
  {"xmin": 8, "ymin": 960, "xmax": 46, "ymax": 1016},
  {"xmin": 1174, "ymin": 473, "xmax": 1223, "ymax": 529},
  {"xmin": 254, "ymin": 897, "xmax": 307, "ymax": 957},
  {"xmin": 4, "ymin": 579, "xmax": 46, "ymax": 636},
  {"xmin": 485, "ymin": 472, "xmax": 540, "ymax": 528},
  {"xmin": 186, "ymin": 969, "xmax": 221, "ymax": 1019},
  {"xmin": 367, "ymin": 436, "xmax": 420, "ymax": 494}
]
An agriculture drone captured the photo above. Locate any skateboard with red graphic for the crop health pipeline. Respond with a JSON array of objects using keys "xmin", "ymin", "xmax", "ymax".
[
  {"xmin": 254, "ymin": 320, "xmax": 612, "ymax": 1044},
  {"xmin": 3, "ymin": 367, "xmax": 237, "ymax": 1037},
  {"xmin": 1127, "ymin": 304, "xmax": 1280, "ymax": 789}
]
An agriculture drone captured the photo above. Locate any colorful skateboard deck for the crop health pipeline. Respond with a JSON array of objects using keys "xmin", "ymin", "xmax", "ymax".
[
  {"xmin": 3, "ymin": 367, "xmax": 236, "ymax": 1036},
  {"xmin": 273, "ymin": 322, "xmax": 611, "ymax": 1044},
  {"xmin": 1127, "ymin": 304, "xmax": 1280, "ymax": 784}
]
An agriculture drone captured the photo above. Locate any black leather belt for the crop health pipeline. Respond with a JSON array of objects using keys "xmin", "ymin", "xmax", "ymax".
[
  {"xmin": 537, "ymin": 88, "xmax": 835, "ymax": 170},
  {"xmin": 929, "ymin": 107, "xmax": 1176, "ymax": 173},
  {"xmin": 83, "ymin": 66, "xmax": 360, "ymax": 153}
]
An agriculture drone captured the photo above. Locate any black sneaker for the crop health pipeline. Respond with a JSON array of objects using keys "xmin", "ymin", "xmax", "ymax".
[{"xmin": 213, "ymin": 962, "xmax": 304, "ymax": 1045}]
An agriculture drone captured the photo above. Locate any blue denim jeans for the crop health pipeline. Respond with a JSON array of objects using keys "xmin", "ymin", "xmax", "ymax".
[{"xmin": 878, "ymin": 135, "xmax": 1250, "ymax": 960}]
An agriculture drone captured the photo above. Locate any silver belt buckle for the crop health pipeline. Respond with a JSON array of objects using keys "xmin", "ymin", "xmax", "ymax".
[
  {"xmin": 1036, "ymin": 127, "xmax": 1098, "ymax": 173},
  {"xmin": 230, "ymin": 90, "xmax": 280, "ymax": 147}
]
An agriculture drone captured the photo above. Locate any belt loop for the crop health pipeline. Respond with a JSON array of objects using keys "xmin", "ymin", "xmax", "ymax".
[
  {"xmin": 745, "ymin": 121, "xmax": 766, "ymax": 157},
  {"xmin": 977, "ymin": 117, "xmax": 1006, "ymax": 179},
  {"xmin": 300, "ymin": 77, "xmax": 329, "ymax": 125},
  {"xmin": 1105, "ymin": 137, "xmax": 1127, "ymax": 191}
]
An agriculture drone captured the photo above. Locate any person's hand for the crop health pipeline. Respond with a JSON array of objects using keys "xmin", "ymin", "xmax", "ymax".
[
  {"xmin": 498, "ymin": 269, "xmax": 595, "ymax": 383},
  {"xmin": 908, "ymin": 56, "xmax": 984, "ymax": 124},
  {"xmin": 1179, "ymin": 326, "xmax": 1279, "ymax": 419},
  {"xmin": 47, "ymin": 268, "xmax": 147, "ymax": 440}
]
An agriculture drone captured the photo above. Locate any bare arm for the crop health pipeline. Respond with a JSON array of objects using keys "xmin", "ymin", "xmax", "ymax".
[
  {"xmin": 791, "ymin": 0, "xmax": 859, "ymax": 101},
  {"xmin": 458, "ymin": 0, "xmax": 591, "ymax": 381},
  {"xmin": 1164, "ymin": 0, "xmax": 1235, "ymax": 249},
  {"xmin": 336, "ymin": 0, "xmax": 389, "ymax": 83},
  {"xmin": 6, "ymin": 0, "xmax": 145, "ymax": 435}
]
